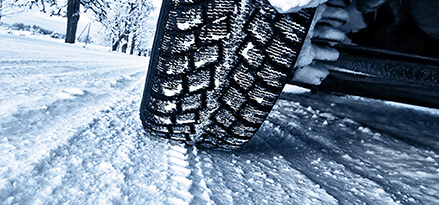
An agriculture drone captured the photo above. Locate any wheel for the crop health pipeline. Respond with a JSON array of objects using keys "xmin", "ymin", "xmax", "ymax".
[{"xmin": 140, "ymin": 0, "xmax": 316, "ymax": 149}]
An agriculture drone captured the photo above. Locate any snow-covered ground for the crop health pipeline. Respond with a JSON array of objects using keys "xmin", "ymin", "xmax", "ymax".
[
  {"xmin": 1, "ymin": 8, "xmax": 102, "ymax": 43},
  {"xmin": 1, "ymin": 33, "xmax": 439, "ymax": 204}
]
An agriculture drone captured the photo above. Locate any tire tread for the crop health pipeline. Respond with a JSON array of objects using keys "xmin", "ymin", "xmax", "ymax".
[{"xmin": 141, "ymin": 0, "xmax": 315, "ymax": 149}]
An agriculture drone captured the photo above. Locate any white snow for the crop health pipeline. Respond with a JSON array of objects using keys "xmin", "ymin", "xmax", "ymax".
[
  {"xmin": 163, "ymin": 101, "xmax": 177, "ymax": 112},
  {"xmin": 176, "ymin": 119, "xmax": 196, "ymax": 124},
  {"xmin": 295, "ymin": 4, "xmax": 326, "ymax": 68},
  {"xmin": 292, "ymin": 62, "xmax": 330, "ymax": 85},
  {"xmin": 63, "ymin": 88, "xmax": 85, "ymax": 95},
  {"xmin": 1, "ymin": 8, "xmax": 103, "ymax": 42},
  {"xmin": 283, "ymin": 85, "xmax": 310, "ymax": 93},
  {"xmin": 254, "ymin": 96, "xmax": 264, "ymax": 104},
  {"xmin": 189, "ymin": 83, "xmax": 207, "ymax": 92},
  {"xmin": 194, "ymin": 60, "xmax": 206, "ymax": 68},
  {"xmin": 1, "ymin": 7, "xmax": 438, "ymax": 205},
  {"xmin": 241, "ymin": 41, "xmax": 254, "ymax": 60},
  {"xmin": 2, "ymin": 9, "xmax": 69, "ymax": 34},
  {"xmin": 0, "ymin": 34, "xmax": 147, "ymax": 203},
  {"xmin": 177, "ymin": 18, "xmax": 202, "ymax": 30},
  {"xmin": 163, "ymin": 84, "xmax": 183, "ymax": 97},
  {"xmin": 268, "ymin": 0, "xmax": 328, "ymax": 13}
]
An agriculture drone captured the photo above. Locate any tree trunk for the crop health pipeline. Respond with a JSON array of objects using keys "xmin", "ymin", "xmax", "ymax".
[
  {"xmin": 130, "ymin": 34, "xmax": 136, "ymax": 55},
  {"xmin": 65, "ymin": 0, "xmax": 80, "ymax": 44},
  {"xmin": 121, "ymin": 33, "xmax": 129, "ymax": 53},
  {"xmin": 112, "ymin": 38, "xmax": 119, "ymax": 51},
  {"xmin": 0, "ymin": 0, "xmax": 3, "ymax": 22}
]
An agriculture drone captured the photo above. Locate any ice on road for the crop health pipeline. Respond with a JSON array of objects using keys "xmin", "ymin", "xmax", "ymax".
[{"xmin": 1, "ymin": 34, "xmax": 438, "ymax": 204}]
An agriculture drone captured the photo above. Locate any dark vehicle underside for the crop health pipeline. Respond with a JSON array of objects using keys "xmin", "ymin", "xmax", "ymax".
[
  {"xmin": 289, "ymin": 0, "xmax": 439, "ymax": 109},
  {"xmin": 293, "ymin": 0, "xmax": 439, "ymax": 108}
]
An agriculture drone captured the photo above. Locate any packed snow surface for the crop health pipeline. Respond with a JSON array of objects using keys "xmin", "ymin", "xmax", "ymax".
[{"xmin": 1, "ymin": 34, "xmax": 439, "ymax": 204}]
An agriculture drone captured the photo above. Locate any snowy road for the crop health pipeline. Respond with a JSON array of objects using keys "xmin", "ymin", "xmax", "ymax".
[{"xmin": 1, "ymin": 34, "xmax": 439, "ymax": 204}]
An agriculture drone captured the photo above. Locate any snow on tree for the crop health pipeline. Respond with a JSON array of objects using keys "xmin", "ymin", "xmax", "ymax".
[
  {"xmin": 31, "ymin": 0, "xmax": 67, "ymax": 16},
  {"xmin": 82, "ymin": 0, "xmax": 154, "ymax": 54},
  {"xmin": 0, "ymin": 0, "xmax": 67, "ymax": 22},
  {"xmin": 0, "ymin": 0, "xmax": 30, "ymax": 21}
]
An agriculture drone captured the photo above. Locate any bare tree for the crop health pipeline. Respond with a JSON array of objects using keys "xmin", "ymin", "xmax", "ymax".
[
  {"xmin": 0, "ymin": 0, "xmax": 29, "ymax": 21},
  {"xmin": 65, "ymin": 0, "xmax": 80, "ymax": 43}
]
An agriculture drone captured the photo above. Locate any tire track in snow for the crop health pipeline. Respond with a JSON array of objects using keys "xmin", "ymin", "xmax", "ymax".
[
  {"xmin": 258, "ymin": 99, "xmax": 439, "ymax": 204},
  {"xmin": 0, "ymin": 79, "xmax": 216, "ymax": 204},
  {"xmin": 274, "ymin": 100, "xmax": 439, "ymax": 204},
  {"xmin": 198, "ymin": 144, "xmax": 338, "ymax": 204},
  {"xmin": 237, "ymin": 143, "xmax": 338, "ymax": 205},
  {"xmin": 164, "ymin": 143, "xmax": 214, "ymax": 205},
  {"xmin": 258, "ymin": 120, "xmax": 391, "ymax": 204},
  {"xmin": 264, "ymin": 109, "xmax": 398, "ymax": 204},
  {"xmin": 197, "ymin": 153, "xmax": 235, "ymax": 205},
  {"xmin": 165, "ymin": 144, "xmax": 194, "ymax": 204},
  {"xmin": 0, "ymin": 71, "xmax": 145, "ymax": 193},
  {"xmin": 186, "ymin": 146, "xmax": 213, "ymax": 205},
  {"xmin": 0, "ymin": 81, "xmax": 171, "ymax": 204}
]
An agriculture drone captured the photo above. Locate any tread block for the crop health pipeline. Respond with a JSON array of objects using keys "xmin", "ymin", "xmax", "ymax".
[
  {"xmin": 231, "ymin": 123, "xmax": 258, "ymax": 139},
  {"xmin": 157, "ymin": 55, "xmax": 190, "ymax": 76},
  {"xmin": 249, "ymin": 85, "xmax": 279, "ymax": 106},
  {"xmin": 223, "ymin": 136, "xmax": 248, "ymax": 146},
  {"xmin": 188, "ymin": 69, "xmax": 210, "ymax": 92},
  {"xmin": 266, "ymin": 38, "xmax": 297, "ymax": 68},
  {"xmin": 172, "ymin": 125, "xmax": 192, "ymax": 134},
  {"xmin": 200, "ymin": 134, "xmax": 223, "ymax": 146},
  {"xmin": 240, "ymin": 41, "xmax": 264, "ymax": 68},
  {"xmin": 151, "ymin": 114, "xmax": 173, "ymax": 125},
  {"xmin": 214, "ymin": 108, "xmax": 236, "ymax": 127},
  {"xmin": 176, "ymin": 112, "xmax": 197, "ymax": 124},
  {"xmin": 230, "ymin": 123, "xmax": 258, "ymax": 139},
  {"xmin": 223, "ymin": 87, "xmax": 246, "ymax": 111},
  {"xmin": 206, "ymin": 90, "xmax": 221, "ymax": 110},
  {"xmin": 240, "ymin": 104, "xmax": 267, "ymax": 124},
  {"xmin": 152, "ymin": 77, "xmax": 183, "ymax": 97},
  {"xmin": 169, "ymin": 134, "xmax": 187, "ymax": 141},
  {"xmin": 275, "ymin": 15, "xmax": 307, "ymax": 46},
  {"xmin": 207, "ymin": 124, "xmax": 228, "ymax": 139},
  {"xmin": 147, "ymin": 97, "xmax": 177, "ymax": 114},
  {"xmin": 194, "ymin": 44, "xmax": 220, "ymax": 69},
  {"xmin": 260, "ymin": 4, "xmax": 278, "ymax": 21},
  {"xmin": 161, "ymin": 33, "xmax": 195, "ymax": 54},
  {"xmin": 207, "ymin": 0, "xmax": 235, "ymax": 20},
  {"xmin": 217, "ymin": 143, "xmax": 241, "ymax": 150},
  {"xmin": 213, "ymin": 64, "xmax": 231, "ymax": 91},
  {"xmin": 182, "ymin": 93, "xmax": 202, "ymax": 111},
  {"xmin": 257, "ymin": 62, "xmax": 287, "ymax": 88},
  {"xmin": 144, "ymin": 120, "xmax": 169, "ymax": 132},
  {"xmin": 200, "ymin": 16, "xmax": 229, "ymax": 43},
  {"xmin": 167, "ymin": 6, "xmax": 203, "ymax": 31},
  {"xmin": 172, "ymin": 0, "xmax": 205, "ymax": 6},
  {"xmin": 232, "ymin": 63, "xmax": 255, "ymax": 90},
  {"xmin": 247, "ymin": 13, "xmax": 273, "ymax": 46}
]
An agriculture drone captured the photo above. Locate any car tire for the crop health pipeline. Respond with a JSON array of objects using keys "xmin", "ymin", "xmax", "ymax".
[{"xmin": 140, "ymin": 0, "xmax": 315, "ymax": 149}]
